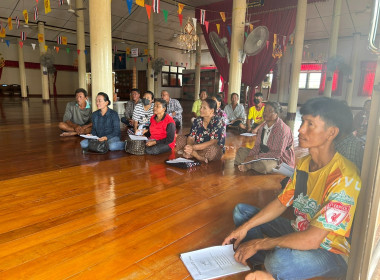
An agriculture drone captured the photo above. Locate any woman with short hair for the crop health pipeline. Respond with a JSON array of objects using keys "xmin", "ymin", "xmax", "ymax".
[
  {"xmin": 176, "ymin": 98, "xmax": 225, "ymax": 162},
  {"xmin": 132, "ymin": 91, "xmax": 154, "ymax": 133},
  {"xmin": 80, "ymin": 92, "xmax": 124, "ymax": 151}
]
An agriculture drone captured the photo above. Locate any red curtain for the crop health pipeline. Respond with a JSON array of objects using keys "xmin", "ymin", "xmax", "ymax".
[
  {"xmin": 198, "ymin": 0, "xmax": 326, "ymax": 106},
  {"xmin": 318, "ymin": 64, "xmax": 342, "ymax": 96},
  {"xmin": 358, "ymin": 61, "xmax": 377, "ymax": 97}
]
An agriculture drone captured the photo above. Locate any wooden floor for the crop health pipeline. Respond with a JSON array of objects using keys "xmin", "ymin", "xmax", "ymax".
[{"xmin": 0, "ymin": 96, "xmax": 328, "ymax": 280}]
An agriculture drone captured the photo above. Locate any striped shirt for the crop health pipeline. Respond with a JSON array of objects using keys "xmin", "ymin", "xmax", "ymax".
[{"xmin": 132, "ymin": 103, "xmax": 154, "ymax": 125}]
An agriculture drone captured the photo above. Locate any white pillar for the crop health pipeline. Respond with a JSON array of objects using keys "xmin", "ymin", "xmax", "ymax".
[
  {"xmin": 17, "ymin": 39, "xmax": 28, "ymax": 99},
  {"xmin": 38, "ymin": 21, "xmax": 50, "ymax": 102},
  {"xmin": 346, "ymin": 33, "xmax": 360, "ymax": 106},
  {"xmin": 194, "ymin": 24, "xmax": 201, "ymax": 100},
  {"xmin": 190, "ymin": 51, "xmax": 195, "ymax": 69},
  {"xmin": 76, "ymin": 0, "xmax": 87, "ymax": 90},
  {"xmin": 278, "ymin": 43, "xmax": 290, "ymax": 103},
  {"xmin": 286, "ymin": 0, "xmax": 308, "ymax": 131},
  {"xmin": 324, "ymin": 0, "xmax": 342, "ymax": 97},
  {"xmin": 89, "ymin": 0, "xmax": 113, "ymax": 109},
  {"xmin": 154, "ymin": 42, "xmax": 159, "ymax": 97},
  {"xmin": 228, "ymin": 0, "xmax": 246, "ymax": 101},
  {"xmin": 147, "ymin": 11, "xmax": 154, "ymax": 93}
]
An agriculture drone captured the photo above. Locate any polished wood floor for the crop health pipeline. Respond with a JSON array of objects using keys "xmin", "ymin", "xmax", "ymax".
[{"xmin": 0, "ymin": 96, "xmax": 310, "ymax": 280}]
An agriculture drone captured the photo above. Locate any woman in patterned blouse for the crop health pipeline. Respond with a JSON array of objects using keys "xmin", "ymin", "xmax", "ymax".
[{"xmin": 176, "ymin": 99, "xmax": 225, "ymax": 162}]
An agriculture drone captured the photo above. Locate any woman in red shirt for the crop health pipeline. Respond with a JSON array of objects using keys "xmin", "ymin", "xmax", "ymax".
[{"xmin": 144, "ymin": 98, "xmax": 176, "ymax": 155}]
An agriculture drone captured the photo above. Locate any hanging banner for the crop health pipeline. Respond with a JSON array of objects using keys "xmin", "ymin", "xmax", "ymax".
[
  {"xmin": 220, "ymin": 12, "xmax": 226, "ymax": 22},
  {"xmin": 44, "ymin": 45, "xmax": 48, "ymax": 51},
  {"xmin": 145, "ymin": 4, "xmax": 152, "ymax": 20},
  {"xmin": 34, "ymin": 6, "xmax": 39, "ymax": 21},
  {"xmin": 126, "ymin": 0, "xmax": 132, "ymax": 14},
  {"xmin": 249, "ymin": 24, "xmax": 254, "ymax": 32},
  {"xmin": 144, "ymin": 48, "xmax": 148, "ymax": 55},
  {"xmin": 16, "ymin": 16, "xmax": 20, "ymax": 29},
  {"xmin": 0, "ymin": 28, "xmax": 6, "ymax": 38},
  {"xmin": 178, "ymin": 14, "xmax": 183, "ymax": 26},
  {"xmin": 126, "ymin": 47, "xmax": 131, "ymax": 55},
  {"xmin": 136, "ymin": 0, "xmax": 144, "ymax": 7},
  {"xmin": 192, "ymin": 18, "xmax": 197, "ymax": 32},
  {"xmin": 62, "ymin": 36, "xmax": 67, "ymax": 45},
  {"xmin": 163, "ymin": 9, "xmax": 168, "ymax": 22},
  {"xmin": 19, "ymin": 42, "xmax": 24, "ymax": 49},
  {"xmin": 38, "ymin": 33, "xmax": 44, "ymax": 43},
  {"xmin": 153, "ymin": 0, "xmax": 160, "ymax": 13},
  {"xmin": 8, "ymin": 17, "xmax": 13, "ymax": 31},
  {"xmin": 282, "ymin": 35, "xmax": 287, "ymax": 47},
  {"xmin": 31, "ymin": 43, "xmax": 36, "ymax": 50},
  {"xmin": 216, "ymin": 23, "xmax": 220, "ymax": 34},
  {"xmin": 44, "ymin": 0, "xmax": 51, "ymax": 14},
  {"xmin": 21, "ymin": 31, "xmax": 26, "ymax": 41},
  {"xmin": 57, "ymin": 36, "xmax": 62, "ymax": 44},
  {"xmin": 23, "ymin": 10, "xmax": 29, "ymax": 25},
  {"xmin": 113, "ymin": 45, "xmax": 117, "ymax": 53},
  {"xmin": 178, "ymin": 3, "xmax": 184, "ymax": 14},
  {"xmin": 204, "ymin": 21, "xmax": 209, "ymax": 33},
  {"xmin": 59, "ymin": 0, "xmax": 64, "ymax": 6},
  {"xmin": 200, "ymin": 9, "xmax": 205, "ymax": 25}
]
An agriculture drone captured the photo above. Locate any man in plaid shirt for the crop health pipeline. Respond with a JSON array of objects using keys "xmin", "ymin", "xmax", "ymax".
[{"xmin": 161, "ymin": 90, "xmax": 183, "ymax": 128}]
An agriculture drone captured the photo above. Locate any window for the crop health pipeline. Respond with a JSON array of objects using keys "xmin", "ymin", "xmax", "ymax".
[
  {"xmin": 299, "ymin": 63, "xmax": 323, "ymax": 90},
  {"xmin": 161, "ymin": 66, "xmax": 186, "ymax": 87}
]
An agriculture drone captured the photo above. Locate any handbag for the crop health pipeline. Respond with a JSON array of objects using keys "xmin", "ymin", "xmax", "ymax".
[
  {"xmin": 125, "ymin": 139, "xmax": 146, "ymax": 155},
  {"xmin": 87, "ymin": 139, "xmax": 109, "ymax": 154}
]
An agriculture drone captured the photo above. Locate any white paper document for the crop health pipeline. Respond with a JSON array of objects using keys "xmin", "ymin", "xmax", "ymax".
[
  {"xmin": 272, "ymin": 162, "xmax": 294, "ymax": 177},
  {"xmin": 166, "ymin": 157, "xmax": 194, "ymax": 163},
  {"xmin": 240, "ymin": 133, "xmax": 257, "ymax": 137},
  {"xmin": 80, "ymin": 134, "xmax": 99, "ymax": 140},
  {"xmin": 129, "ymin": 135, "xmax": 148, "ymax": 141},
  {"xmin": 241, "ymin": 157, "xmax": 277, "ymax": 165},
  {"xmin": 180, "ymin": 245, "xmax": 250, "ymax": 280}
]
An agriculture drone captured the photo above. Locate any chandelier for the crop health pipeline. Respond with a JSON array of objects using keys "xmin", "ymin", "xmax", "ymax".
[{"xmin": 178, "ymin": 18, "xmax": 199, "ymax": 52}]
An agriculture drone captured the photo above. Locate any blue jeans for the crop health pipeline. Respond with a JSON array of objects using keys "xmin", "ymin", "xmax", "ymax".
[
  {"xmin": 80, "ymin": 136, "xmax": 125, "ymax": 151},
  {"xmin": 233, "ymin": 203, "xmax": 348, "ymax": 280}
]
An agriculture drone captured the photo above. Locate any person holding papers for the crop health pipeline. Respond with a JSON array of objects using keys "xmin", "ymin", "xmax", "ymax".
[
  {"xmin": 235, "ymin": 102, "xmax": 294, "ymax": 174},
  {"xmin": 80, "ymin": 92, "xmax": 124, "ymax": 151},
  {"xmin": 176, "ymin": 98, "xmax": 225, "ymax": 163},
  {"xmin": 143, "ymin": 98, "xmax": 176, "ymax": 155},
  {"xmin": 223, "ymin": 97, "xmax": 361, "ymax": 280}
]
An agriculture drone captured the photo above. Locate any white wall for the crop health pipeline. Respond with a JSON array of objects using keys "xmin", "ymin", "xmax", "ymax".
[{"xmin": 0, "ymin": 42, "xmax": 79, "ymax": 96}]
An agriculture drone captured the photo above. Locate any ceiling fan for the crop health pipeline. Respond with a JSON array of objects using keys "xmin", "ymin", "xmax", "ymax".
[{"xmin": 66, "ymin": 0, "xmax": 86, "ymax": 18}]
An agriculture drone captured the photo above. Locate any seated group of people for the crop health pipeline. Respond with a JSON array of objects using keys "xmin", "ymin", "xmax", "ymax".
[{"xmin": 59, "ymin": 87, "xmax": 368, "ymax": 279}]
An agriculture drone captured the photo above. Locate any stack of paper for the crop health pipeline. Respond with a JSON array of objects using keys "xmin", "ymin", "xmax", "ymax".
[
  {"xmin": 241, "ymin": 157, "xmax": 277, "ymax": 165},
  {"xmin": 166, "ymin": 157, "xmax": 194, "ymax": 163},
  {"xmin": 180, "ymin": 245, "xmax": 250, "ymax": 280}
]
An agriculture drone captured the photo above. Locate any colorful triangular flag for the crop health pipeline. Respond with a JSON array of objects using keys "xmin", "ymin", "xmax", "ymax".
[
  {"xmin": 84, "ymin": 50, "xmax": 88, "ymax": 55},
  {"xmin": 44, "ymin": 0, "xmax": 51, "ymax": 14},
  {"xmin": 178, "ymin": 14, "xmax": 183, "ymax": 26},
  {"xmin": 21, "ymin": 31, "xmax": 26, "ymax": 41},
  {"xmin": 145, "ymin": 4, "xmax": 152, "ymax": 20},
  {"xmin": 136, "ymin": 0, "xmax": 144, "ymax": 7},
  {"xmin": 204, "ymin": 21, "xmax": 209, "ymax": 33},
  {"xmin": 5, "ymin": 40, "xmax": 10, "ymax": 47},
  {"xmin": 57, "ymin": 36, "xmax": 62, "ymax": 44},
  {"xmin": 66, "ymin": 47, "xmax": 70, "ymax": 53},
  {"xmin": 15, "ymin": 16, "xmax": 20, "ymax": 29},
  {"xmin": 216, "ymin": 23, "xmax": 220, "ymax": 34},
  {"xmin": 44, "ymin": 45, "xmax": 48, "ymax": 51},
  {"xmin": 31, "ymin": 43, "xmax": 36, "ymax": 50},
  {"xmin": 19, "ymin": 41, "xmax": 23, "ymax": 48},
  {"xmin": 178, "ymin": 3, "xmax": 184, "ymax": 14},
  {"xmin": 220, "ymin": 12, "xmax": 226, "ymax": 22},
  {"xmin": 8, "ymin": 17, "xmax": 13, "ymax": 31},
  {"xmin": 34, "ymin": 6, "xmax": 39, "ymax": 21},
  {"xmin": 38, "ymin": 33, "xmax": 44, "ymax": 43},
  {"xmin": 77, "ymin": 49, "xmax": 80, "ymax": 55},
  {"xmin": 249, "ymin": 24, "xmax": 254, "ymax": 32},
  {"xmin": 227, "ymin": 25, "xmax": 231, "ymax": 36},
  {"xmin": 163, "ymin": 9, "xmax": 168, "ymax": 22},
  {"xmin": 56, "ymin": 46, "xmax": 60, "ymax": 53},
  {"xmin": 59, "ymin": 0, "xmax": 64, "ymax": 6},
  {"xmin": 126, "ymin": 0, "xmax": 132, "ymax": 14},
  {"xmin": 119, "ymin": 56, "xmax": 122, "ymax": 62}
]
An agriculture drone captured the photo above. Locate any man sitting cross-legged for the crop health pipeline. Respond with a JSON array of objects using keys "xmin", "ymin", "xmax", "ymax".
[
  {"xmin": 223, "ymin": 97, "xmax": 361, "ymax": 280},
  {"xmin": 58, "ymin": 88, "xmax": 92, "ymax": 137}
]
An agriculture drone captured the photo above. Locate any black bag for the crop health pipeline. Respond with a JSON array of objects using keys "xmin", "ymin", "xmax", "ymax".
[
  {"xmin": 125, "ymin": 139, "xmax": 146, "ymax": 155},
  {"xmin": 87, "ymin": 139, "xmax": 109, "ymax": 154},
  {"xmin": 165, "ymin": 159, "xmax": 201, "ymax": 169}
]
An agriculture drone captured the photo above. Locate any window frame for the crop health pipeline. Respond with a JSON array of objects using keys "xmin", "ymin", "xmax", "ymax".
[
  {"xmin": 161, "ymin": 65, "xmax": 186, "ymax": 87},
  {"xmin": 298, "ymin": 63, "xmax": 323, "ymax": 90}
]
